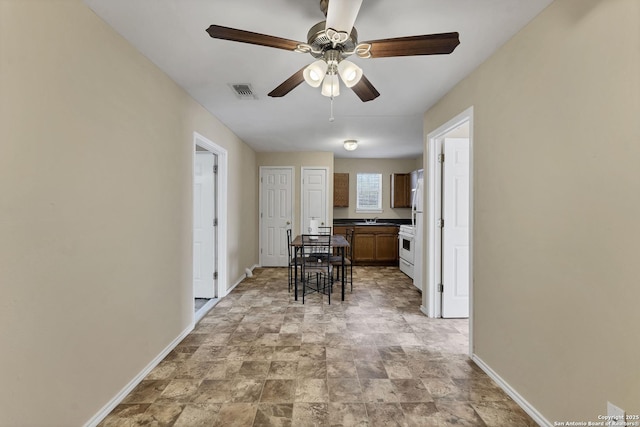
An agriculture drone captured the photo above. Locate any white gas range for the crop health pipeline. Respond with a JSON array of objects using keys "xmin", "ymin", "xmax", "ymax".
[{"xmin": 398, "ymin": 224, "xmax": 416, "ymax": 280}]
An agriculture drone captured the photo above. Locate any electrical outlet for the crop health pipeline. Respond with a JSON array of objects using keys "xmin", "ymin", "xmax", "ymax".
[{"xmin": 607, "ymin": 401, "xmax": 626, "ymax": 423}]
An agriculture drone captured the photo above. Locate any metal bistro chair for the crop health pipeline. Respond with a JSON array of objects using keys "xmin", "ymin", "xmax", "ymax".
[
  {"xmin": 308, "ymin": 226, "xmax": 332, "ymax": 260},
  {"xmin": 317, "ymin": 226, "xmax": 332, "ymax": 235},
  {"xmin": 286, "ymin": 228, "xmax": 307, "ymax": 293},
  {"xmin": 301, "ymin": 234, "xmax": 333, "ymax": 304},
  {"xmin": 330, "ymin": 227, "xmax": 354, "ymax": 292}
]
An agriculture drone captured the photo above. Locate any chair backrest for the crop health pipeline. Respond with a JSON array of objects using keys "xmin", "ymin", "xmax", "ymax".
[
  {"xmin": 301, "ymin": 234, "xmax": 332, "ymax": 273},
  {"xmin": 317, "ymin": 226, "xmax": 332, "ymax": 235},
  {"xmin": 286, "ymin": 228, "xmax": 293, "ymax": 260},
  {"xmin": 345, "ymin": 227, "xmax": 354, "ymax": 258},
  {"xmin": 310, "ymin": 227, "xmax": 332, "ymax": 256}
]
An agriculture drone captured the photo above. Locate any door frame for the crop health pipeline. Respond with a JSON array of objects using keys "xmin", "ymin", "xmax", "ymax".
[
  {"xmin": 193, "ymin": 132, "xmax": 228, "ymax": 308},
  {"xmin": 258, "ymin": 166, "xmax": 295, "ymax": 267},
  {"xmin": 300, "ymin": 167, "xmax": 330, "ymax": 235},
  {"xmin": 425, "ymin": 107, "xmax": 474, "ymax": 354}
]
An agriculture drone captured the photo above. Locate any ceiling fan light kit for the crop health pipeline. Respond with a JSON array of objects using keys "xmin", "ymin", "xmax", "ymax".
[
  {"xmin": 303, "ymin": 49, "xmax": 360, "ymax": 97},
  {"xmin": 303, "ymin": 60, "xmax": 329, "ymax": 87},
  {"xmin": 206, "ymin": 0, "xmax": 460, "ymax": 103},
  {"xmin": 337, "ymin": 60, "xmax": 362, "ymax": 88},
  {"xmin": 321, "ymin": 74, "xmax": 340, "ymax": 97}
]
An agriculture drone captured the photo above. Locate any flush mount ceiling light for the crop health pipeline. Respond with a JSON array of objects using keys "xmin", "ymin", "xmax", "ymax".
[{"xmin": 343, "ymin": 139, "xmax": 358, "ymax": 151}]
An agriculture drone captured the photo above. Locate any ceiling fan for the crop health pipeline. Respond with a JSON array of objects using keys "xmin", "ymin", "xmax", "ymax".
[{"xmin": 206, "ymin": 0, "xmax": 460, "ymax": 102}]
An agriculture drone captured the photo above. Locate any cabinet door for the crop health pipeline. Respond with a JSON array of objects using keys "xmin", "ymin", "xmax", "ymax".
[
  {"xmin": 333, "ymin": 173, "xmax": 349, "ymax": 207},
  {"xmin": 375, "ymin": 233, "xmax": 399, "ymax": 262},
  {"xmin": 353, "ymin": 233, "xmax": 375, "ymax": 263},
  {"xmin": 391, "ymin": 173, "xmax": 411, "ymax": 208}
]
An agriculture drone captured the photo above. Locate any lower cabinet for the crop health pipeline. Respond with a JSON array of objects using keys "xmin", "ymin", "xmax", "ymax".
[
  {"xmin": 352, "ymin": 226, "xmax": 398, "ymax": 265},
  {"xmin": 333, "ymin": 226, "xmax": 348, "ymax": 237},
  {"xmin": 333, "ymin": 224, "xmax": 399, "ymax": 265}
]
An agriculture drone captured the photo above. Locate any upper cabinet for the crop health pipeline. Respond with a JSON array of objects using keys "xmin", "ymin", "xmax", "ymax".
[
  {"xmin": 333, "ymin": 173, "xmax": 349, "ymax": 207},
  {"xmin": 391, "ymin": 173, "xmax": 411, "ymax": 208}
]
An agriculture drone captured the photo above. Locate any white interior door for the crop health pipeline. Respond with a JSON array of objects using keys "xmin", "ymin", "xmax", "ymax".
[
  {"xmin": 194, "ymin": 152, "xmax": 215, "ymax": 298},
  {"xmin": 261, "ymin": 167, "xmax": 293, "ymax": 267},
  {"xmin": 301, "ymin": 168, "xmax": 328, "ymax": 234},
  {"xmin": 442, "ymin": 138, "xmax": 470, "ymax": 318}
]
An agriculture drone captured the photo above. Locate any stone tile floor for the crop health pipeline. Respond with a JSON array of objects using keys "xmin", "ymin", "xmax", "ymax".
[{"xmin": 99, "ymin": 267, "xmax": 538, "ymax": 426}]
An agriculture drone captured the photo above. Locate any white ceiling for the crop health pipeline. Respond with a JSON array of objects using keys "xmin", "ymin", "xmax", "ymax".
[{"xmin": 83, "ymin": 0, "xmax": 553, "ymax": 159}]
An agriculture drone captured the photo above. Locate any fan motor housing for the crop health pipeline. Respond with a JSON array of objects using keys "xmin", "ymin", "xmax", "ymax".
[{"xmin": 307, "ymin": 21, "xmax": 358, "ymax": 59}]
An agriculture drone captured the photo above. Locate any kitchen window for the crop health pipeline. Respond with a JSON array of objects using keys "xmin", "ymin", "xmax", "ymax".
[{"xmin": 356, "ymin": 173, "xmax": 382, "ymax": 212}]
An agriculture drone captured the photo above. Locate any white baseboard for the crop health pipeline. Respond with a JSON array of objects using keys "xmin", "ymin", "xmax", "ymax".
[
  {"xmin": 194, "ymin": 298, "xmax": 220, "ymax": 324},
  {"xmin": 225, "ymin": 264, "xmax": 259, "ymax": 295},
  {"xmin": 420, "ymin": 305, "xmax": 430, "ymax": 317},
  {"xmin": 226, "ymin": 275, "xmax": 244, "ymax": 294},
  {"xmin": 84, "ymin": 324, "xmax": 194, "ymax": 427},
  {"xmin": 472, "ymin": 354, "xmax": 551, "ymax": 427},
  {"xmin": 87, "ymin": 265, "xmax": 257, "ymax": 425}
]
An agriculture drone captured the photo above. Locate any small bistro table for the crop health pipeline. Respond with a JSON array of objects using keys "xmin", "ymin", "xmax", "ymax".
[{"xmin": 290, "ymin": 234, "xmax": 350, "ymax": 302}]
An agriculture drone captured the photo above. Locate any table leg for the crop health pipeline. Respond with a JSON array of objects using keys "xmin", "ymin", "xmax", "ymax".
[
  {"xmin": 294, "ymin": 247, "xmax": 299, "ymax": 301},
  {"xmin": 341, "ymin": 246, "xmax": 346, "ymax": 301}
]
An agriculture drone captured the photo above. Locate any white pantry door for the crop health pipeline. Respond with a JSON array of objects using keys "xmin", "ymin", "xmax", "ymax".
[
  {"xmin": 194, "ymin": 152, "xmax": 215, "ymax": 298},
  {"xmin": 301, "ymin": 168, "xmax": 328, "ymax": 234},
  {"xmin": 442, "ymin": 138, "xmax": 470, "ymax": 318},
  {"xmin": 261, "ymin": 167, "xmax": 293, "ymax": 267}
]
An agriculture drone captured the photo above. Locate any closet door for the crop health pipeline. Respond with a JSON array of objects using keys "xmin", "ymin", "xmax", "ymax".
[
  {"xmin": 301, "ymin": 168, "xmax": 328, "ymax": 234},
  {"xmin": 260, "ymin": 167, "xmax": 293, "ymax": 267}
]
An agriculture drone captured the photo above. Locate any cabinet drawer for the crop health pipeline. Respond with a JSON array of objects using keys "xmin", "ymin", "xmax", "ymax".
[{"xmin": 399, "ymin": 258, "xmax": 414, "ymax": 279}]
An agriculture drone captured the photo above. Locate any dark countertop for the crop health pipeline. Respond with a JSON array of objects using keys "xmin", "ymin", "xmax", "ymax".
[{"xmin": 333, "ymin": 218, "xmax": 411, "ymax": 227}]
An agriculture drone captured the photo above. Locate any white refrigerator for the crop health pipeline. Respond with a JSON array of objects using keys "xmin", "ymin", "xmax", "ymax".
[{"xmin": 412, "ymin": 179, "xmax": 424, "ymax": 292}]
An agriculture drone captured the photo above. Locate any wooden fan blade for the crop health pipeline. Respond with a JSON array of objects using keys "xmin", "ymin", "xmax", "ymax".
[
  {"xmin": 268, "ymin": 67, "xmax": 307, "ymax": 98},
  {"xmin": 206, "ymin": 25, "xmax": 302, "ymax": 51},
  {"xmin": 351, "ymin": 74, "xmax": 380, "ymax": 102},
  {"xmin": 364, "ymin": 32, "xmax": 460, "ymax": 58}
]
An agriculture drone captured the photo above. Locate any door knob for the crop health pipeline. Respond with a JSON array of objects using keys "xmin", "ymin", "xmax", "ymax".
[{"xmin": 286, "ymin": 221, "xmax": 291, "ymax": 225}]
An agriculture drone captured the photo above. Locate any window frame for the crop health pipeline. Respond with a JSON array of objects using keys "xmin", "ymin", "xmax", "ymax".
[{"xmin": 355, "ymin": 172, "xmax": 383, "ymax": 213}]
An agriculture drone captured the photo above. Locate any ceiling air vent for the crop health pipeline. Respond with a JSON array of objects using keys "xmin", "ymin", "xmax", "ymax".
[{"xmin": 229, "ymin": 83, "xmax": 258, "ymax": 100}]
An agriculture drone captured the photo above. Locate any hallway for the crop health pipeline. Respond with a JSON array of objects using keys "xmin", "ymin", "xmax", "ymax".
[{"xmin": 99, "ymin": 267, "xmax": 536, "ymax": 426}]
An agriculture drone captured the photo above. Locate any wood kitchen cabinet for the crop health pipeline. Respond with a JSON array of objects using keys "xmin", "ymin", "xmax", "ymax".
[
  {"xmin": 333, "ymin": 225, "xmax": 348, "ymax": 237},
  {"xmin": 391, "ymin": 173, "xmax": 411, "ymax": 208},
  {"xmin": 333, "ymin": 173, "xmax": 349, "ymax": 207},
  {"xmin": 352, "ymin": 225, "xmax": 399, "ymax": 265}
]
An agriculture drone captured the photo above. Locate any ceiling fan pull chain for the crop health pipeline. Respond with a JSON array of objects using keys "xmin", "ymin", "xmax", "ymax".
[{"xmin": 329, "ymin": 96, "xmax": 335, "ymax": 122}]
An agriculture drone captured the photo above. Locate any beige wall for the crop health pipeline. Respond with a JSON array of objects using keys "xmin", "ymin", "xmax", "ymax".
[
  {"xmin": 0, "ymin": 1, "xmax": 257, "ymax": 425},
  {"xmin": 334, "ymin": 158, "xmax": 420, "ymax": 219},
  {"xmin": 424, "ymin": 0, "xmax": 640, "ymax": 422},
  {"xmin": 257, "ymin": 152, "xmax": 334, "ymax": 236}
]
